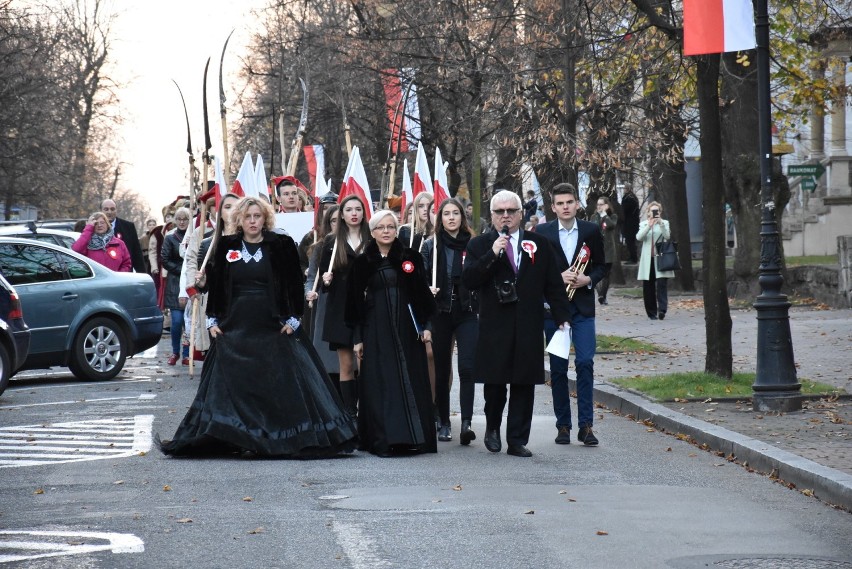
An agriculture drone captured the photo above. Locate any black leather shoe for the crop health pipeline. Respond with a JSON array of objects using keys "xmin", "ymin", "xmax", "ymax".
[
  {"xmin": 648, "ymin": 313, "xmax": 658, "ymax": 320},
  {"xmin": 438, "ymin": 423, "xmax": 452, "ymax": 442},
  {"xmin": 507, "ymin": 444, "xmax": 532, "ymax": 457},
  {"xmin": 460, "ymin": 420, "xmax": 476, "ymax": 445},
  {"xmin": 658, "ymin": 311, "xmax": 666, "ymax": 320},
  {"xmin": 577, "ymin": 426, "xmax": 599, "ymax": 446},
  {"xmin": 484, "ymin": 430, "xmax": 501, "ymax": 453},
  {"xmin": 554, "ymin": 426, "xmax": 571, "ymax": 445}
]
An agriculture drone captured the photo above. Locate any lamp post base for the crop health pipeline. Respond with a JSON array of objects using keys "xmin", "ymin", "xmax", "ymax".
[{"xmin": 752, "ymin": 391, "xmax": 803, "ymax": 413}]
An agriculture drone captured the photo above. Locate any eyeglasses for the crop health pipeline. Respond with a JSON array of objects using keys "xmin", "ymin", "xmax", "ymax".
[
  {"xmin": 175, "ymin": 217, "xmax": 190, "ymax": 222},
  {"xmin": 492, "ymin": 208, "xmax": 520, "ymax": 216},
  {"xmin": 372, "ymin": 225, "xmax": 396, "ymax": 232}
]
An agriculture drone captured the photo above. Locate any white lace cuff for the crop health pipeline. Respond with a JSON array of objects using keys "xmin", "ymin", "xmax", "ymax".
[{"xmin": 206, "ymin": 317, "xmax": 219, "ymax": 330}]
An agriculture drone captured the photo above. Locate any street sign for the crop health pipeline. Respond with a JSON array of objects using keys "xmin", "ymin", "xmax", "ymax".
[
  {"xmin": 787, "ymin": 164, "xmax": 825, "ymax": 178},
  {"xmin": 801, "ymin": 178, "xmax": 817, "ymax": 191}
]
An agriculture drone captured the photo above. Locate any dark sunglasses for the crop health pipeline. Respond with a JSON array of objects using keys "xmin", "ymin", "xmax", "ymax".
[{"xmin": 492, "ymin": 208, "xmax": 520, "ymax": 216}]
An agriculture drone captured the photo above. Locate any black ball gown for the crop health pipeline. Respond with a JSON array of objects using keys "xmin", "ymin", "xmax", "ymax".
[{"xmin": 159, "ymin": 237, "xmax": 357, "ymax": 458}]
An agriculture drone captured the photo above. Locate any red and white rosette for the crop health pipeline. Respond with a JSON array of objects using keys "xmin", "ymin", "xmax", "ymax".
[
  {"xmin": 520, "ymin": 239, "xmax": 537, "ymax": 264},
  {"xmin": 226, "ymin": 250, "xmax": 242, "ymax": 263},
  {"xmin": 401, "ymin": 260, "xmax": 415, "ymax": 273},
  {"xmin": 108, "ymin": 249, "xmax": 117, "ymax": 259}
]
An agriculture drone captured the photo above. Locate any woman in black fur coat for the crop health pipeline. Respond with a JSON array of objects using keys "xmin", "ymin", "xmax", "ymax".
[{"xmin": 159, "ymin": 197, "xmax": 357, "ymax": 458}]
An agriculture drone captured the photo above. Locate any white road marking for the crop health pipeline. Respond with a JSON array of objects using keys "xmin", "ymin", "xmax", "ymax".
[
  {"xmin": 331, "ymin": 521, "xmax": 393, "ymax": 568},
  {"xmin": 0, "ymin": 530, "xmax": 144, "ymax": 563},
  {"xmin": 0, "ymin": 394, "xmax": 156, "ymax": 410},
  {"xmin": 0, "ymin": 415, "xmax": 153, "ymax": 467}
]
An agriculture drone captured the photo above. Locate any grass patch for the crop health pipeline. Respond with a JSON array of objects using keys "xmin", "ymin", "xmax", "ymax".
[
  {"xmin": 596, "ymin": 334, "xmax": 661, "ymax": 353},
  {"xmin": 611, "ymin": 371, "xmax": 844, "ymax": 400},
  {"xmin": 785, "ymin": 254, "xmax": 838, "ymax": 267},
  {"xmin": 614, "ymin": 287, "xmax": 643, "ymax": 298}
]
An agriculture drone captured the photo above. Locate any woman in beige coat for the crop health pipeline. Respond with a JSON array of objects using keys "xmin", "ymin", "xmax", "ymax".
[{"xmin": 636, "ymin": 201, "xmax": 675, "ymax": 320}]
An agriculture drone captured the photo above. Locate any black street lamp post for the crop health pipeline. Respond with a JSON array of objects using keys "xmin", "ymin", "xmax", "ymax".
[{"xmin": 752, "ymin": 0, "xmax": 802, "ymax": 412}]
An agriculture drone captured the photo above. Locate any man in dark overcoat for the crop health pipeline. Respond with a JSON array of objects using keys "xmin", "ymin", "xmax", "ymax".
[
  {"xmin": 620, "ymin": 185, "xmax": 640, "ymax": 263},
  {"xmin": 537, "ymin": 183, "xmax": 606, "ymax": 446},
  {"xmin": 462, "ymin": 190, "xmax": 571, "ymax": 458}
]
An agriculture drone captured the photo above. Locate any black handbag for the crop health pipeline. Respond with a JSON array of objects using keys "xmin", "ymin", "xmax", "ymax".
[{"xmin": 655, "ymin": 236, "xmax": 681, "ymax": 272}]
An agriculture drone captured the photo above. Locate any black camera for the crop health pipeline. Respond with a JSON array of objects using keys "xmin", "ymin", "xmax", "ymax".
[{"xmin": 496, "ymin": 279, "xmax": 518, "ymax": 304}]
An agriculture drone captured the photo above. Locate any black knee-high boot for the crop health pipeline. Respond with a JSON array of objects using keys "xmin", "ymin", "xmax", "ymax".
[{"xmin": 340, "ymin": 380, "xmax": 358, "ymax": 418}]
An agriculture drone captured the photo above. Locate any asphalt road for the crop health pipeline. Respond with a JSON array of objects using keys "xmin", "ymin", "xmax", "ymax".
[{"xmin": 1, "ymin": 341, "xmax": 850, "ymax": 569}]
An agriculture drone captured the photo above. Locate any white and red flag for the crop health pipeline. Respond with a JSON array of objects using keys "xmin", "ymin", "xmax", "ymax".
[
  {"xmin": 253, "ymin": 154, "xmax": 270, "ymax": 201},
  {"xmin": 683, "ymin": 0, "xmax": 755, "ymax": 56},
  {"xmin": 337, "ymin": 146, "xmax": 374, "ymax": 221},
  {"xmin": 401, "ymin": 68, "xmax": 421, "ymax": 143},
  {"xmin": 232, "ymin": 152, "xmax": 257, "ymax": 198},
  {"xmin": 400, "ymin": 158, "xmax": 413, "ymax": 224},
  {"xmin": 433, "ymin": 147, "xmax": 450, "ymax": 213},
  {"xmin": 413, "ymin": 141, "xmax": 431, "ymax": 198},
  {"xmin": 302, "ymin": 145, "xmax": 324, "ymax": 195},
  {"xmin": 212, "ymin": 156, "xmax": 227, "ymax": 210}
]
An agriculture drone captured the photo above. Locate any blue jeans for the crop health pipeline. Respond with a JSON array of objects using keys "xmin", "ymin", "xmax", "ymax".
[
  {"xmin": 544, "ymin": 310, "xmax": 595, "ymax": 429},
  {"xmin": 170, "ymin": 307, "xmax": 189, "ymax": 358}
]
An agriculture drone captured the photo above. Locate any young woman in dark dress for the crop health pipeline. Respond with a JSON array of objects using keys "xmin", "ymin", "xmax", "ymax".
[
  {"xmin": 158, "ymin": 197, "xmax": 357, "ymax": 458},
  {"xmin": 421, "ymin": 198, "xmax": 479, "ymax": 445},
  {"xmin": 319, "ymin": 195, "xmax": 370, "ymax": 417},
  {"xmin": 345, "ymin": 210, "xmax": 438, "ymax": 457},
  {"xmin": 397, "ymin": 191, "xmax": 433, "ymax": 252}
]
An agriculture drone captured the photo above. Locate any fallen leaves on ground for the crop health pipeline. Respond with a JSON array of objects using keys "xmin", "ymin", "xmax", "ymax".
[
  {"xmin": 452, "ymin": 484, "xmax": 462, "ymax": 491},
  {"xmin": 596, "ymin": 530, "xmax": 609, "ymax": 536},
  {"xmin": 33, "ymin": 488, "xmax": 44, "ymax": 495},
  {"xmin": 248, "ymin": 527, "xmax": 265, "ymax": 534},
  {"xmin": 176, "ymin": 518, "xmax": 192, "ymax": 523},
  {"xmin": 163, "ymin": 485, "xmax": 172, "ymax": 492}
]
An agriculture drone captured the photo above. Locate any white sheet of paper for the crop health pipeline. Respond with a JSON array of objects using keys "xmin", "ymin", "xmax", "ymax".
[
  {"xmin": 274, "ymin": 211, "xmax": 315, "ymax": 242},
  {"xmin": 545, "ymin": 326, "xmax": 572, "ymax": 359}
]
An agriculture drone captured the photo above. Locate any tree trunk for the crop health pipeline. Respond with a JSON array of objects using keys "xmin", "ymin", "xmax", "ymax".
[
  {"xmin": 696, "ymin": 54, "xmax": 733, "ymax": 378},
  {"xmin": 720, "ymin": 50, "xmax": 761, "ymax": 297}
]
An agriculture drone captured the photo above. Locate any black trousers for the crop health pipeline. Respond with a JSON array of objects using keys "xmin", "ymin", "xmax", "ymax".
[
  {"xmin": 642, "ymin": 260, "xmax": 669, "ymax": 317},
  {"xmin": 432, "ymin": 305, "xmax": 478, "ymax": 424},
  {"xmin": 483, "ymin": 384, "xmax": 535, "ymax": 446},
  {"xmin": 624, "ymin": 233, "xmax": 638, "ymax": 263}
]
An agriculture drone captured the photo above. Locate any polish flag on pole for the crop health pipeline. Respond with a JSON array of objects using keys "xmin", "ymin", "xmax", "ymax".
[
  {"xmin": 253, "ymin": 154, "xmax": 269, "ymax": 201},
  {"xmin": 683, "ymin": 0, "xmax": 755, "ymax": 56},
  {"xmin": 338, "ymin": 146, "xmax": 374, "ymax": 221},
  {"xmin": 382, "ymin": 70, "xmax": 408, "ymax": 153},
  {"xmin": 302, "ymin": 145, "xmax": 324, "ymax": 195},
  {"xmin": 412, "ymin": 141, "xmax": 431, "ymax": 198},
  {"xmin": 400, "ymin": 158, "xmax": 413, "ymax": 224},
  {"xmin": 212, "ymin": 156, "xmax": 227, "ymax": 210},
  {"xmin": 433, "ymin": 147, "xmax": 450, "ymax": 214},
  {"xmin": 232, "ymin": 152, "xmax": 257, "ymax": 198}
]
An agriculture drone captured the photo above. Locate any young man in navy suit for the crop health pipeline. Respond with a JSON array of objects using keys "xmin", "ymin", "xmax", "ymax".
[{"xmin": 537, "ymin": 183, "xmax": 606, "ymax": 446}]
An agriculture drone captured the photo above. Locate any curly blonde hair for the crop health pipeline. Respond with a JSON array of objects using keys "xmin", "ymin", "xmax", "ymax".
[{"xmin": 230, "ymin": 197, "xmax": 276, "ymax": 234}]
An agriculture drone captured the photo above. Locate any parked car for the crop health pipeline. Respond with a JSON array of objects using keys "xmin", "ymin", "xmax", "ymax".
[
  {"xmin": 0, "ymin": 237, "xmax": 163, "ymax": 381},
  {"xmin": 0, "ymin": 273, "xmax": 31, "ymax": 395},
  {"xmin": 0, "ymin": 222, "xmax": 80, "ymax": 249}
]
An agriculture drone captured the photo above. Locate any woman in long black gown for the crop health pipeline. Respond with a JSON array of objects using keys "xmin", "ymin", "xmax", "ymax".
[
  {"xmin": 158, "ymin": 197, "xmax": 357, "ymax": 458},
  {"xmin": 345, "ymin": 210, "xmax": 437, "ymax": 457}
]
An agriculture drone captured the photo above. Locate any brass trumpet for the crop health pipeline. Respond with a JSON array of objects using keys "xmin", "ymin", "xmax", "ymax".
[{"xmin": 566, "ymin": 242, "xmax": 590, "ymax": 300}]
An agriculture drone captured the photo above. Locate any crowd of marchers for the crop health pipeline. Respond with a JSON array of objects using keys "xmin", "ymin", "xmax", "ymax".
[{"xmin": 73, "ymin": 179, "xmax": 674, "ymax": 459}]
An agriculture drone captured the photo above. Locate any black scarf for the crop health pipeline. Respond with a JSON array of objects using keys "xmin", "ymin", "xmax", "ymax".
[{"xmin": 438, "ymin": 229, "xmax": 469, "ymax": 281}]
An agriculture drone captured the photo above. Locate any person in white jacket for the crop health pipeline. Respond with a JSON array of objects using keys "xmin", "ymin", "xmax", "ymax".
[{"xmin": 636, "ymin": 201, "xmax": 674, "ymax": 320}]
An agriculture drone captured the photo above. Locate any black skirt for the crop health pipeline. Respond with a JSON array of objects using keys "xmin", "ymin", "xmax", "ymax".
[{"xmin": 159, "ymin": 291, "xmax": 357, "ymax": 458}]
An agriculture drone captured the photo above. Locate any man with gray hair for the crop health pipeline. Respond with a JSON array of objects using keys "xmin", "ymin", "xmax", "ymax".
[{"xmin": 462, "ymin": 190, "xmax": 571, "ymax": 457}]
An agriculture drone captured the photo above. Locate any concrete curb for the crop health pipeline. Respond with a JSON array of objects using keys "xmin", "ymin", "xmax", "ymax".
[{"xmin": 577, "ymin": 379, "xmax": 852, "ymax": 511}]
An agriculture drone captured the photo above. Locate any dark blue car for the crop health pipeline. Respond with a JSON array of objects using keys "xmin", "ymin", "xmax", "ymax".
[
  {"xmin": 0, "ymin": 273, "xmax": 31, "ymax": 395},
  {"xmin": 0, "ymin": 237, "xmax": 163, "ymax": 383}
]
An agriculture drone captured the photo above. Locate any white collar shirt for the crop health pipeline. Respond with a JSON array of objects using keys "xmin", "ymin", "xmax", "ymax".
[{"xmin": 558, "ymin": 220, "xmax": 579, "ymax": 263}]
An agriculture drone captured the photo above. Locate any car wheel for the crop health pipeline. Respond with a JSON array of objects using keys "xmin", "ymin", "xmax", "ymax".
[
  {"xmin": 68, "ymin": 317, "xmax": 127, "ymax": 381},
  {"xmin": 0, "ymin": 343, "xmax": 10, "ymax": 396}
]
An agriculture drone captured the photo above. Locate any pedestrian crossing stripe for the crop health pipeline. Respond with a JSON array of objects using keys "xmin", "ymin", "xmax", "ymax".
[
  {"xmin": 0, "ymin": 530, "xmax": 144, "ymax": 563},
  {"xmin": 0, "ymin": 415, "xmax": 153, "ymax": 468}
]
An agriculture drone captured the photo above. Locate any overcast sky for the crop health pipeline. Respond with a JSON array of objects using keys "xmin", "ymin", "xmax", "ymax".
[{"xmin": 110, "ymin": 0, "xmax": 266, "ymax": 218}]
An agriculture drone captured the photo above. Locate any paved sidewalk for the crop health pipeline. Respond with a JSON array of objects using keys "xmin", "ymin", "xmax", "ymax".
[{"xmin": 585, "ymin": 290, "xmax": 852, "ymax": 509}]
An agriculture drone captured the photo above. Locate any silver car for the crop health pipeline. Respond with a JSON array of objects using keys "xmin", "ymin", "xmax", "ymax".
[{"xmin": 0, "ymin": 237, "xmax": 163, "ymax": 381}]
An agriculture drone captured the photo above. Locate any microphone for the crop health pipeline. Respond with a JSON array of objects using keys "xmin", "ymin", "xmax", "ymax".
[{"xmin": 497, "ymin": 225, "xmax": 509, "ymax": 258}]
